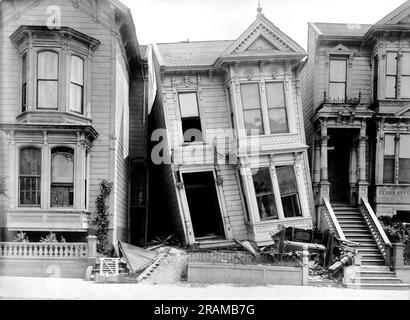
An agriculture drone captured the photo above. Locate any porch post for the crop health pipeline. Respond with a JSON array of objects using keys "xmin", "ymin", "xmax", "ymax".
[
  {"xmin": 394, "ymin": 133, "xmax": 400, "ymax": 185},
  {"xmin": 358, "ymin": 120, "xmax": 368, "ymax": 199},
  {"xmin": 319, "ymin": 120, "xmax": 330, "ymax": 202},
  {"xmin": 375, "ymin": 119, "xmax": 385, "ymax": 185},
  {"xmin": 349, "ymin": 141, "xmax": 358, "ymax": 206},
  {"xmin": 313, "ymin": 136, "xmax": 321, "ymax": 204}
]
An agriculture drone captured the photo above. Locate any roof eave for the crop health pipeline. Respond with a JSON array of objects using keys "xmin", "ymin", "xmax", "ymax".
[{"xmin": 214, "ymin": 52, "xmax": 307, "ymax": 67}]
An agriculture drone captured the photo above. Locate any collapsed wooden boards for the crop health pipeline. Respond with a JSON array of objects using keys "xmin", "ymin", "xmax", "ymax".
[{"xmin": 118, "ymin": 241, "xmax": 158, "ymax": 274}]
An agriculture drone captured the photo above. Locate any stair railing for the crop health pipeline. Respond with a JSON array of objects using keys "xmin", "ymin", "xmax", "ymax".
[
  {"xmin": 322, "ymin": 197, "xmax": 347, "ymax": 241},
  {"xmin": 359, "ymin": 197, "xmax": 392, "ymax": 265}
]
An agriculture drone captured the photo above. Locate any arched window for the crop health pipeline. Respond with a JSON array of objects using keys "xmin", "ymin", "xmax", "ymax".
[
  {"xmin": 37, "ymin": 51, "xmax": 58, "ymax": 109},
  {"xmin": 51, "ymin": 147, "xmax": 74, "ymax": 207},
  {"xmin": 70, "ymin": 56, "xmax": 84, "ymax": 113},
  {"xmin": 19, "ymin": 147, "xmax": 41, "ymax": 206}
]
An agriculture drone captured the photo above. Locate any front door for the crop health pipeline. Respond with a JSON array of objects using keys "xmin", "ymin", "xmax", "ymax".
[
  {"xmin": 182, "ymin": 171, "xmax": 225, "ymax": 240},
  {"xmin": 328, "ymin": 130, "xmax": 351, "ymax": 202}
]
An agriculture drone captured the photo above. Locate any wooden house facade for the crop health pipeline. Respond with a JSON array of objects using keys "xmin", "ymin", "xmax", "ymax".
[
  {"xmin": 0, "ymin": 0, "xmax": 148, "ymax": 244},
  {"xmin": 149, "ymin": 7, "xmax": 315, "ymax": 246},
  {"xmin": 300, "ymin": 0, "xmax": 410, "ymax": 221}
]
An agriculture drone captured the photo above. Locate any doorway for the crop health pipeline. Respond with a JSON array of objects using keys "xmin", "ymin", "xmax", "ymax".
[
  {"xmin": 182, "ymin": 171, "xmax": 225, "ymax": 240},
  {"xmin": 328, "ymin": 129, "xmax": 352, "ymax": 202}
]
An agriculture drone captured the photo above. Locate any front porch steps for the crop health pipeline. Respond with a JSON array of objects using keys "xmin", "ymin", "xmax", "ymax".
[
  {"xmin": 344, "ymin": 266, "xmax": 410, "ymax": 290},
  {"xmin": 332, "ymin": 204, "xmax": 385, "ymax": 267},
  {"xmin": 331, "ymin": 204, "xmax": 410, "ymax": 290}
]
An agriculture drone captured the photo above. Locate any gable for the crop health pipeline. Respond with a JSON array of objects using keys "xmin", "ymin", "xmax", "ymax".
[
  {"xmin": 221, "ymin": 14, "xmax": 305, "ymax": 57},
  {"xmin": 246, "ymin": 35, "xmax": 280, "ymax": 52},
  {"xmin": 376, "ymin": 0, "xmax": 410, "ymax": 25}
]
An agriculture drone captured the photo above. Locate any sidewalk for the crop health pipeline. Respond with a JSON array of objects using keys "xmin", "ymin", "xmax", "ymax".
[{"xmin": 0, "ymin": 276, "xmax": 409, "ymax": 300}]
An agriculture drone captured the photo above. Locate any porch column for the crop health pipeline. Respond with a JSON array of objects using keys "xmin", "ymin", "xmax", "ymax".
[
  {"xmin": 375, "ymin": 119, "xmax": 385, "ymax": 185},
  {"xmin": 358, "ymin": 120, "xmax": 368, "ymax": 199},
  {"xmin": 394, "ymin": 133, "xmax": 400, "ymax": 185},
  {"xmin": 313, "ymin": 136, "xmax": 321, "ymax": 204},
  {"xmin": 319, "ymin": 120, "xmax": 330, "ymax": 202},
  {"xmin": 349, "ymin": 141, "xmax": 358, "ymax": 206}
]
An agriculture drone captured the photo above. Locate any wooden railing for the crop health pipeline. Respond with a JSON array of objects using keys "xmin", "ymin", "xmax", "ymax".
[
  {"xmin": 359, "ymin": 197, "xmax": 392, "ymax": 265},
  {"xmin": 99, "ymin": 258, "xmax": 120, "ymax": 276},
  {"xmin": 322, "ymin": 197, "xmax": 346, "ymax": 241},
  {"xmin": 0, "ymin": 242, "xmax": 88, "ymax": 259}
]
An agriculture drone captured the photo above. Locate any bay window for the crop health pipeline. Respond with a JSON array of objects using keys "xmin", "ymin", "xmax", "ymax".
[
  {"xmin": 37, "ymin": 51, "xmax": 59, "ymax": 109},
  {"xmin": 251, "ymin": 167, "xmax": 278, "ymax": 220},
  {"xmin": 19, "ymin": 147, "xmax": 41, "ymax": 206},
  {"xmin": 241, "ymin": 83, "xmax": 264, "ymax": 136},
  {"xmin": 329, "ymin": 57, "xmax": 347, "ymax": 102},
  {"xmin": 266, "ymin": 82, "xmax": 288, "ymax": 134}
]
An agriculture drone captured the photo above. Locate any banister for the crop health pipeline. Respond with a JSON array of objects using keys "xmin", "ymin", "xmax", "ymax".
[
  {"xmin": 361, "ymin": 197, "xmax": 391, "ymax": 246},
  {"xmin": 323, "ymin": 197, "xmax": 346, "ymax": 241}
]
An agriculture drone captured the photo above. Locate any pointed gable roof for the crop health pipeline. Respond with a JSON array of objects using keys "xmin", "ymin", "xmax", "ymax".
[
  {"xmin": 215, "ymin": 12, "xmax": 306, "ymax": 66},
  {"xmin": 375, "ymin": 0, "xmax": 410, "ymax": 25}
]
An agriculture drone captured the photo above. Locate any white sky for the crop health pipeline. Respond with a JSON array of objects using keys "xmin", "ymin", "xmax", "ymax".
[{"xmin": 122, "ymin": 0, "xmax": 406, "ymax": 49}]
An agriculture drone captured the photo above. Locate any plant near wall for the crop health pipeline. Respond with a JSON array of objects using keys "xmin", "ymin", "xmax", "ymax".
[
  {"xmin": 13, "ymin": 231, "xmax": 29, "ymax": 242},
  {"xmin": 91, "ymin": 179, "xmax": 113, "ymax": 254},
  {"xmin": 39, "ymin": 232, "xmax": 66, "ymax": 243}
]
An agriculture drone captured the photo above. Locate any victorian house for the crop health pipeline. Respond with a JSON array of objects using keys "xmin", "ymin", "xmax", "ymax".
[
  {"xmin": 300, "ymin": 0, "xmax": 410, "ymax": 266},
  {"xmin": 149, "ymin": 6, "xmax": 315, "ymax": 246},
  {"xmin": 0, "ymin": 0, "xmax": 148, "ymax": 245}
]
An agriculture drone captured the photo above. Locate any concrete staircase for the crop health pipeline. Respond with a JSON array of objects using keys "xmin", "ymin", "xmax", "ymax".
[
  {"xmin": 344, "ymin": 266, "xmax": 410, "ymax": 290},
  {"xmin": 332, "ymin": 203, "xmax": 410, "ymax": 290}
]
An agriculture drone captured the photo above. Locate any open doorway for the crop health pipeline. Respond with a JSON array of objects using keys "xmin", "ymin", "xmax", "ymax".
[
  {"xmin": 328, "ymin": 129, "xmax": 353, "ymax": 203},
  {"xmin": 182, "ymin": 171, "xmax": 225, "ymax": 240}
]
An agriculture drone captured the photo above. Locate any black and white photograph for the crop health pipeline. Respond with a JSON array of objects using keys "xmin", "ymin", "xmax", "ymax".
[{"xmin": 0, "ymin": 0, "xmax": 409, "ymax": 306}]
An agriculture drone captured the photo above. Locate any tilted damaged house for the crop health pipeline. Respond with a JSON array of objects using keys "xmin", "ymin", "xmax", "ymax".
[
  {"xmin": 0, "ymin": 0, "xmax": 148, "ymax": 245},
  {"xmin": 149, "ymin": 6, "xmax": 315, "ymax": 246},
  {"xmin": 300, "ymin": 0, "xmax": 410, "ymax": 266}
]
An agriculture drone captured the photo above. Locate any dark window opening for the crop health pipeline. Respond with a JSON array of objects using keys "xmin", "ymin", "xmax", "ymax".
[
  {"xmin": 19, "ymin": 147, "xmax": 41, "ymax": 206},
  {"xmin": 386, "ymin": 52, "xmax": 398, "ymax": 99},
  {"xmin": 51, "ymin": 147, "xmax": 74, "ymax": 207},
  {"xmin": 251, "ymin": 167, "xmax": 278, "ymax": 220},
  {"xmin": 178, "ymin": 92, "xmax": 202, "ymax": 143},
  {"xmin": 277, "ymin": 166, "xmax": 302, "ymax": 218}
]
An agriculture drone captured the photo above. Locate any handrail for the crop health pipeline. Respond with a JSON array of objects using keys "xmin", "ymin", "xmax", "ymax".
[
  {"xmin": 0, "ymin": 242, "xmax": 88, "ymax": 258},
  {"xmin": 361, "ymin": 197, "xmax": 391, "ymax": 246},
  {"xmin": 323, "ymin": 197, "xmax": 346, "ymax": 241},
  {"xmin": 359, "ymin": 197, "xmax": 391, "ymax": 265}
]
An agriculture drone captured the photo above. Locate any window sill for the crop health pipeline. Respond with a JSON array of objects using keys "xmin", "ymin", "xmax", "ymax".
[{"xmin": 16, "ymin": 110, "xmax": 92, "ymax": 126}]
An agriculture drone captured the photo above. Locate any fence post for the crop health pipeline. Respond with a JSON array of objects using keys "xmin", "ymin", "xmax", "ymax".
[
  {"xmin": 86, "ymin": 235, "xmax": 97, "ymax": 268},
  {"xmin": 392, "ymin": 243, "xmax": 404, "ymax": 269},
  {"xmin": 302, "ymin": 245, "xmax": 309, "ymax": 286}
]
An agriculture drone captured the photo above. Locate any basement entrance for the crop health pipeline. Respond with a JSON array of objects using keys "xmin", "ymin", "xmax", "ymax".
[{"xmin": 182, "ymin": 171, "xmax": 225, "ymax": 240}]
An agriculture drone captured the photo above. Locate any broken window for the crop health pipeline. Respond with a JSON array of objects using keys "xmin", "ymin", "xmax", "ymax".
[
  {"xmin": 178, "ymin": 92, "xmax": 203, "ymax": 142},
  {"xmin": 383, "ymin": 134, "xmax": 395, "ymax": 184},
  {"xmin": 19, "ymin": 147, "xmax": 41, "ymax": 206},
  {"xmin": 276, "ymin": 166, "xmax": 302, "ymax": 218},
  {"xmin": 386, "ymin": 52, "xmax": 398, "ymax": 99},
  {"xmin": 251, "ymin": 167, "xmax": 278, "ymax": 220},
  {"xmin": 241, "ymin": 83, "xmax": 264, "ymax": 136},
  {"xmin": 51, "ymin": 147, "xmax": 74, "ymax": 207},
  {"xmin": 329, "ymin": 57, "xmax": 347, "ymax": 102},
  {"xmin": 266, "ymin": 82, "xmax": 288, "ymax": 134},
  {"xmin": 401, "ymin": 52, "xmax": 410, "ymax": 98},
  {"xmin": 399, "ymin": 135, "xmax": 410, "ymax": 184},
  {"xmin": 37, "ymin": 51, "xmax": 59, "ymax": 109}
]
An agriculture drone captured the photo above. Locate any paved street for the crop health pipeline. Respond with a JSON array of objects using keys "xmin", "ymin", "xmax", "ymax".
[{"xmin": 0, "ymin": 276, "xmax": 409, "ymax": 300}]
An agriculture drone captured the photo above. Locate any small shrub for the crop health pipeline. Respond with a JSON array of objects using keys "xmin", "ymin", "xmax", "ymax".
[
  {"xmin": 13, "ymin": 231, "xmax": 29, "ymax": 243},
  {"xmin": 39, "ymin": 232, "xmax": 66, "ymax": 243}
]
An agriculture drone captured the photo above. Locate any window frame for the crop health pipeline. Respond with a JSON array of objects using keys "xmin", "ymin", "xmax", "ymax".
[
  {"xmin": 177, "ymin": 91, "xmax": 204, "ymax": 143},
  {"xmin": 70, "ymin": 55, "xmax": 85, "ymax": 114},
  {"xmin": 265, "ymin": 81, "xmax": 289, "ymax": 134},
  {"xmin": 240, "ymin": 82, "xmax": 265, "ymax": 136},
  {"xmin": 400, "ymin": 51, "xmax": 410, "ymax": 99},
  {"xmin": 386, "ymin": 51, "xmax": 398, "ymax": 99},
  {"xmin": 50, "ymin": 147, "xmax": 75, "ymax": 208},
  {"xmin": 328, "ymin": 56, "xmax": 348, "ymax": 102},
  {"xmin": 383, "ymin": 133, "xmax": 410, "ymax": 185},
  {"xmin": 251, "ymin": 166, "xmax": 279, "ymax": 221},
  {"xmin": 21, "ymin": 52, "xmax": 28, "ymax": 113},
  {"xmin": 18, "ymin": 147, "xmax": 42, "ymax": 207},
  {"xmin": 36, "ymin": 50, "xmax": 59, "ymax": 110}
]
